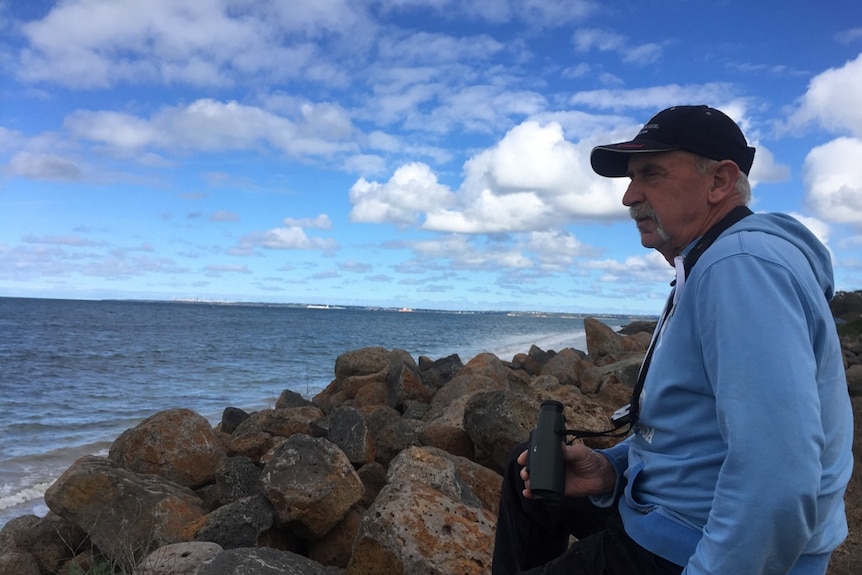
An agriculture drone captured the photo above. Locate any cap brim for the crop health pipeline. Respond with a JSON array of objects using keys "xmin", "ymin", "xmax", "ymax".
[{"xmin": 590, "ymin": 141, "xmax": 678, "ymax": 178}]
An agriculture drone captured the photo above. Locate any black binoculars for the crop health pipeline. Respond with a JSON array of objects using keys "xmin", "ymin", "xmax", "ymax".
[{"xmin": 526, "ymin": 400, "xmax": 566, "ymax": 500}]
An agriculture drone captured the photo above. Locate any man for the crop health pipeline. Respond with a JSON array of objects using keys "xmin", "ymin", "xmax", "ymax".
[{"xmin": 492, "ymin": 105, "xmax": 853, "ymax": 574}]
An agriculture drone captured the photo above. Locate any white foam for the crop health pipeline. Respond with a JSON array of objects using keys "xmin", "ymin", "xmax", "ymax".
[{"xmin": 0, "ymin": 481, "xmax": 54, "ymax": 511}]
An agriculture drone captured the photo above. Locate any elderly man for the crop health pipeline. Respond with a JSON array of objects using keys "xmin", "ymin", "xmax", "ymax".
[{"xmin": 492, "ymin": 105, "xmax": 853, "ymax": 575}]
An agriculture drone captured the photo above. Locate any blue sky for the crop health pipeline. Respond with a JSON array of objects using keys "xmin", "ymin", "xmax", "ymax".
[{"xmin": 1, "ymin": 0, "xmax": 861, "ymax": 314}]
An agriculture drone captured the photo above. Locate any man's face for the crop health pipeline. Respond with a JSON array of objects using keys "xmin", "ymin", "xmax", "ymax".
[{"xmin": 622, "ymin": 151, "xmax": 713, "ymax": 262}]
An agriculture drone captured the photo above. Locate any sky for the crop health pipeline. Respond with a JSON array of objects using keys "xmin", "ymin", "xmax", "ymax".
[{"xmin": 1, "ymin": 1, "xmax": 861, "ymax": 315}]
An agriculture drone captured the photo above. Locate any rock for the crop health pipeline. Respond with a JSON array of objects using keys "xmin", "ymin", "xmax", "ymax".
[
  {"xmin": 197, "ymin": 547, "xmax": 340, "ymax": 575},
  {"xmin": 362, "ymin": 406, "xmax": 421, "ymax": 467},
  {"xmin": 108, "ymin": 408, "xmax": 226, "ymax": 488},
  {"xmin": 334, "ymin": 347, "xmax": 391, "ymax": 379},
  {"xmin": 418, "ymin": 354, "xmax": 464, "ymax": 389},
  {"xmin": 233, "ymin": 406, "xmax": 325, "ymax": 439},
  {"xmin": 44, "ymin": 455, "xmax": 205, "ymax": 563},
  {"xmin": 578, "ymin": 355, "xmax": 644, "ymax": 394},
  {"xmin": 387, "ymin": 446, "xmax": 501, "ymax": 515},
  {"xmin": 510, "ymin": 352, "xmax": 541, "ymax": 376},
  {"xmin": 211, "ymin": 456, "xmax": 264, "ymax": 506},
  {"xmin": 618, "ymin": 320, "xmax": 657, "ymax": 336},
  {"xmin": 355, "ymin": 461, "xmax": 387, "ymax": 508},
  {"xmin": 0, "ymin": 512, "xmax": 88, "ymax": 574},
  {"xmin": 457, "ymin": 352, "xmax": 510, "ymax": 385},
  {"xmin": 347, "ymin": 481, "xmax": 495, "ymax": 575},
  {"xmin": 418, "ymin": 395, "xmax": 475, "ymax": 459},
  {"xmin": 314, "ymin": 371, "xmax": 386, "ymax": 413},
  {"xmin": 401, "ymin": 400, "xmax": 430, "ymax": 420},
  {"xmin": 0, "ymin": 551, "xmax": 40, "ymax": 575},
  {"xmin": 193, "ymin": 495, "xmax": 274, "ymax": 549},
  {"xmin": 426, "ymin": 373, "xmax": 507, "ymax": 421},
  {"xmin": 276, "ymin": 389, "xmax": 315, "ymax": 409},
  {"xmin": 584, "ymin": 316, "xmax": 649, "ymax": 362},
  {"xmin": 328, "ymin": 406, "xmax": 375, "ymax": 466},
  {"xmin": 539, "ymin": 347, "xmax": 585, "ymax": 387},
  {"xmin": 386, "ymin": 362, "xmax": 435, "ymax": 411},
  {"xmin": 260, "ymin": 435, "xmax": 363, "ymax": 539},
  {"xmin": 0, "ymin": 514, "xmax": 40, "ymax": 550},
  {"xmin": 308, "ymin": 507, "xmax": 363, "ymax": 568},
  {"xmin": 462, "ymin": 390, "xmax": 537, "ymax": 474},
  {"xmin": 221, "ymin": 407, "xmax": 251, "ymax": 434},
  {"xmin": 225, "ymin": 431, "xmax": 276, "ymax": 462},
  {"xmin": 134, "ymin": 541, "xmax": 223, "ymax": 575},
  {"xmin": 529, "ymin": 345, "xmax": 556, "ymax": 368},
  {"xmin": 351, "ymin": 379, "xmax": 387, "ymax": 409}
]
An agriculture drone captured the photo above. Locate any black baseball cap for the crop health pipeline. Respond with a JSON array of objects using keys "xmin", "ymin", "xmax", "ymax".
[{"xmin": 590, "ymin": 105, "xmax": 756, "ymax": 177}]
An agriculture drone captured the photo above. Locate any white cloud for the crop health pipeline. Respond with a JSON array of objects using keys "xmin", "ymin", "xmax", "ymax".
[
  {"xmin": 790, "ymin": 53, "xmax": 862, "ymax": 137},
  {"xmin": 572, "ymin": 27, "xmax": 664, "ymax": 65},
  {"xmin": 6, "ymin": 151, "xmax": 83, "ymax": 181},
  {"xmin": 803, "ymin": 137, "xmax": 862, "ymax": 225},
  {"xmin": 349, "ymin": 162, "xmax": 456, "ymax": 226},
  {"xmin": 570, "ymin": 83, "xmax": 739, "ymax": 113},
  {"xmin": 282, "ymin": 214, "xmax": 333, "ymax": 230},
  {"xmin": 423, "ymin": 120, "xmax": 624, "ymax": 233},
  {"xmin": 17, "ymin": 0, "xmax": 373, "ymax": 89},
  {"xmin": 64, "ymin": 99, "xmax": 358, "ymax": 158}
]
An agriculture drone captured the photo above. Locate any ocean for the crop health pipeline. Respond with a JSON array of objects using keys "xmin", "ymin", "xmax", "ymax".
[{"xmin": 0, "ymin": 297, "xmax": 640, "ymax": 529}]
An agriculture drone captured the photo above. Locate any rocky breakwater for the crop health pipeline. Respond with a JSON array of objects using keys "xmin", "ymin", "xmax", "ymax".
[{"xmin": 1, "ymin": 319, "xmax": 859, "ymax": 575}]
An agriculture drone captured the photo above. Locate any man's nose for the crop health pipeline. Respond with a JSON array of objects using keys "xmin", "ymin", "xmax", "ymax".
[{"xmin": 622, "ymin": 181, "xmax": 641, "ymax": 207}]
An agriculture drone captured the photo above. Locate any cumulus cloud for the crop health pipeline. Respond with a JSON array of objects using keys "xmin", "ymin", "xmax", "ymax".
[
  {"xmin": 349, "ymin": 119, "xmax": 634, "ymax": 236},
  {"xmin": 804, "ymin": 138, "xmax": 862, "ymax": 225},
  {"xmin": 791, "ymin": 53, "xmax": 862, "ymax": 136},
  {"xmin": 790, "ymin": 54, "xmax": 862, "ymax": 226},
  {"xmin": 423, "ymin": 120, "xmax": 624, "ymax": 233},
  {"xmin": 232, "ymin": 213, "xmax": 338, "ymax": 255},
  {"xmin": 349, "ymin": 162, "xmax": 456, "ymax": 226}
]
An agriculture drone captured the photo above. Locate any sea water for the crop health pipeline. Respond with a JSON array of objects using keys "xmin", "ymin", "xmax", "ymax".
[{"xmin": 0, "ymin": 297, "xmax": 639, "ymax": 528}]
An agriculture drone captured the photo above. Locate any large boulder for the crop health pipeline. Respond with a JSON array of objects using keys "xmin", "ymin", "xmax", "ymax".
[
  {"xmin": 362, "ymin": 406, "xmax": 421, "ymax": 467},
  {"xmin": 462, "ymin": 390, "xmax": 537, "ymax": 474},
  {"xmin": 233, "ymin": 406, "xmax": 324, "ymax": 439},
  {"xmin": 0, "ymin": 512, "xmax": 87, "ymax": 575},
  {"xmin": 260, "ymin": 434, "xmax": 363, "ymax": 539},
  {"xmin": 328, "ymin": 406, "xmax": 376, "ymax": 466},
  {"xmin": 193, "ymin": 495, "xmax": 274, "ymax": 549},
  {"xmin": 334, "ymin": 347, "xmax": 392, "ymax": 379},
  {"xmin": 44, "ymin": 456, "xmax": 205, "ymax": 563},
  {"xmin": 539, "ymin": 347, "xmax": 585, "ymax": 387},
  {"xmin": 109, "ymin": 408, "xmax": 226, "ymax": 488},
  {"xmin": 387, "ymin": 446, "xmax": 501, "ymax": 515},
  {"xmin": 418, "ymin": 354, "xmax": 463, "ymax": 389},
  {"xmin": 348, "ymin": 477, "xmax": 495, "ymax": 574},
  {"xmin": 584, "ymin": 316, "xmax": 649, "ymax": 363}
]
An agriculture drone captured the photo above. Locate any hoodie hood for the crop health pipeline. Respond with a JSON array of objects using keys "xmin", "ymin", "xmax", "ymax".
[{"xmin": 725, "ymin": 212, "xmax": 835, "ymax": 300}]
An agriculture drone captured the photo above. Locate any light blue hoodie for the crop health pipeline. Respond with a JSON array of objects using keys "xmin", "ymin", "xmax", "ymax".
[{"xmin": 599, "ymin": 213, "xmax": 854, "ymax": 574}]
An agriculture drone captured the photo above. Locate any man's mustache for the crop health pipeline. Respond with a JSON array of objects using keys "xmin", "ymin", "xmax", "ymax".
[{"xmin": 629, "ymin": 203, "xmax": 657, "ymax": 221}]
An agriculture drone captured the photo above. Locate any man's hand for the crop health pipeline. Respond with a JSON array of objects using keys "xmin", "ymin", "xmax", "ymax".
[{"xmin": 517, "ymin": 443, "xmax": 617, "ymax": 499}]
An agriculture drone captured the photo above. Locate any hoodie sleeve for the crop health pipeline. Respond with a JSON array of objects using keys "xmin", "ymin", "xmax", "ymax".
[{"xmin": 682, "ymin": 250, "xmax": 825, "ymax": 575}]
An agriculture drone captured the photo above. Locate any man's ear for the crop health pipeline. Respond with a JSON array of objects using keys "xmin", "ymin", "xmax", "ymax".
[{"xmin": 707, "ymin": 160, "xmax": 740, "ymax": 205}]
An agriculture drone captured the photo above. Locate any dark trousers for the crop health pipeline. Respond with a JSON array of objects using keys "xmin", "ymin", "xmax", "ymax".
[{"xmin": 492, "ymin": 443, "xmax": 683, "ymax": 575}]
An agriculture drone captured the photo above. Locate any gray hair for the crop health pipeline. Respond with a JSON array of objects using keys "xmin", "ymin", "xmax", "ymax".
[{"xmin": 695, "ymin": 156, "xmax": 751, "ymax": 204}]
